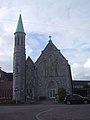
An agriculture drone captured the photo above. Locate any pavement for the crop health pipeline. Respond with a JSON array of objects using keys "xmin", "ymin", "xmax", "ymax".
[
  {"xmin": 37, "ymin": 104, "xmax": 90, "ymax": 120},
  {"xmin": 0, "ymin": 104, "xmax": 90, "ymax": 120}
]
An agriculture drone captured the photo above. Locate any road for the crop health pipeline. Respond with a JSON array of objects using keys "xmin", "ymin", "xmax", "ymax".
[{"xmin": 0, "ymin": 104, "xmax": 90, "ymax": 120}]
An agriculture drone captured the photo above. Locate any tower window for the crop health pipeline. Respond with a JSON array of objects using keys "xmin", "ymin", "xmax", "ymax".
[
  {"xmin": 17, "ymin": 36, "xmax": 19, "ymax": 46},
  {"xmin": 21, "ymin": 36, "xmax": 24, "ymax": 45},
  {"xmin": 15, "ymin": 36, "xmax": 17, "ymax": 47}
]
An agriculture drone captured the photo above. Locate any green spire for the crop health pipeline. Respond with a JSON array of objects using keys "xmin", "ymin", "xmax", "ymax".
[{"xmin": 15, "ymin": 14, "xmax": 24, "ymax": 33}]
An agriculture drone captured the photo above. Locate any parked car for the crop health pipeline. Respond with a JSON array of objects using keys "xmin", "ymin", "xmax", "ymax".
[{"xmin": 64, "ymin": 94, "xmax": 89, "ymax": 104}]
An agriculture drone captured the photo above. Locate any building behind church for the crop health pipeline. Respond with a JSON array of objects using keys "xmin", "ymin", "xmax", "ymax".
[{"xmin": 12, "ymin": 14, "xmax": 72, "ymax": 103}]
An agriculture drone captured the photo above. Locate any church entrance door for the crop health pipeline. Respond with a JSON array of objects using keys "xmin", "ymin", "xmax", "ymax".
[
  {"xmin": 49, "ymin": 89, "xmax": 56, "ymax": 98},
  {"xmin": 48, "ymin": 81, "xmax": 57, "ymax": 99}
]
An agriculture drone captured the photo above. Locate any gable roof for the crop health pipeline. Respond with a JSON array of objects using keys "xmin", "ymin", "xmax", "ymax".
[
  {"xmin": 35, "ymin": 40, "xmax": 67, "ymax": 64},
  {"xmin": 26, "ymin": 56, "xmax": 35, "ymax": 67}
]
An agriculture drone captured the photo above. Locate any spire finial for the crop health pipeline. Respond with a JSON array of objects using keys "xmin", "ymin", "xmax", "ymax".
[
  {"xmin": 49, "ymin": 35, "xmax": 51, "ymax": 40},
  {"xmin": 49, "ymin": 35, "xmax": 52, "ymax": 42}
]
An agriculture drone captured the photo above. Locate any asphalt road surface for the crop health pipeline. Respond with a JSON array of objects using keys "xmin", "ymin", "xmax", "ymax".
[{"xmin": 0, "ymin": 104, "xmax": 90, "ymax": 120}]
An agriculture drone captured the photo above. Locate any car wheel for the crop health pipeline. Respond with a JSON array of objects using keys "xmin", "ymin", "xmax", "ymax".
[
  {"xmin": 84, "ymin": 100, "xmax": 88, "ymax": 104},
  {"xmin": 67, "ymin": 101, "xmax": 71, "ymax": 105}
]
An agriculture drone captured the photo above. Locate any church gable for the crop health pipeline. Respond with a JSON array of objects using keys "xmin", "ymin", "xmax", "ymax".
[
  {"xmin": 26, "ymin": 56, "xmax": 35, "ymax": 80},
  {"xmin": 35, "ymin": 40, "xmax": 68, "ymax": 77},
  {"xmin": 36, "ymin": 40, "xmax": 67, "ymax": 64},
  {"xmin": 34, "ymin": 40, "xmax": 72, "ymax": 98},
  {"xmin": 26, "ymin": 57, "xmax": 35, "ymax": 86}
]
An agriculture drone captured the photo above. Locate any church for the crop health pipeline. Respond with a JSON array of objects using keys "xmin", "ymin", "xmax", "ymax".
[{"xmin": 13, "ymin": 14, "xmax": 72, "ymax": 103}]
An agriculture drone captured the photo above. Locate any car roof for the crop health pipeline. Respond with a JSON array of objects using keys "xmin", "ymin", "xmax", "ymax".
[{"xmin": 66, "ymin": 94, "xmax": 82, "ymax": 97}]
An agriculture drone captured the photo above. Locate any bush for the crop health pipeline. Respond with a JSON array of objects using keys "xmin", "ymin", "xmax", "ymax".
[{"xmin": 58, "ymin": 88, "xmax": 66, "ymax": 102}]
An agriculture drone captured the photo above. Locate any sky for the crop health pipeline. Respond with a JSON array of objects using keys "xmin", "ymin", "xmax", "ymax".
[{"xmin": 0, "ymin": 0, "xmax": 90, "ymax": 80}]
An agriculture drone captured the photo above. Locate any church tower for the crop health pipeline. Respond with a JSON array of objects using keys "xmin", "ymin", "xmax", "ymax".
[{"xmin": 13, "ymin": 14, "xmax": 26, "ymax": 103}]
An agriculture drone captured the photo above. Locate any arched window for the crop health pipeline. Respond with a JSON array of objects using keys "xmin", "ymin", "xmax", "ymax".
[
  {"xmin": 17, "ymin": 36, "xmax": 19, "ymax": 46},
  {"xmin": 55, "ymin": 59, "xmax": 58, "ymax": 76},
  {"xmin": 43, "ymin": 60, "xmax": 48, "ymax": 76}
]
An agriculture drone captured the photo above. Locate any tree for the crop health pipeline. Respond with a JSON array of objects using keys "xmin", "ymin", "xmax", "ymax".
[{"xmin": 58, "ymin": 88, "xmax": 66, "ymax": 102}]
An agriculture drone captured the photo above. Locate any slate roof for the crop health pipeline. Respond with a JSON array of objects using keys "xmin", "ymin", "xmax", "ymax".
[{"xmin": 0, "ymin": 70, "xmax": 13, "ymax": 81}]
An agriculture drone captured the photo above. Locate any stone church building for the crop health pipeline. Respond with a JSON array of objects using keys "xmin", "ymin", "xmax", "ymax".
[{"xmin": 13, "ymin": 14, "xmax": 72, "ymax": 103}]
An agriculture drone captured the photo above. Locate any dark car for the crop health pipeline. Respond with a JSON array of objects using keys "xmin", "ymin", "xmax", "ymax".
[{"xmin": 64, "ymin": 94, "xmax": 89, "ymax": 104}]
